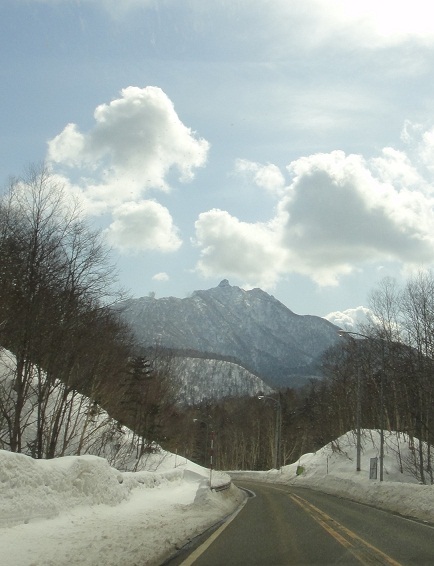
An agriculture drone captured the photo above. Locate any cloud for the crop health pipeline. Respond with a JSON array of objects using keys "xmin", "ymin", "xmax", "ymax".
[
  {"xmin": 234, "ymin": 159, "xmax": 286, "ymax": 196},
  {"xmin": 404, "ymin": 124, "xmax": 434, "ymax": 179},
  {"xmin": 48, "ymin": 86, "xmax": 209, "ymax": 211},
  {"xmin": 369, "ymin": 147, "xmax": 428, "ymax": 192},
  {"xmin": 104, "ymin": 200, "xmax": 182, "ymax": 253},
  {"xmin": 194, "ymin": 129, "xmax": 434, "ymax": 290},
  {"xmin": 278, "ymin": 150, "xmax": 434, "ymax": 284},
  {"xmin": 208, "ymin": 1, "xmax": 434, "ymax": 56},
  {"xmin": 152, "ymin": 272, "xmax": 169, "ymax": 282},
  {"xmin": 324, "ymin": 306, "xmax": 375, "ymax": 331},
  {"xmin": 194, "ymin": 209, "xmax": 287, "ymax": 289}
]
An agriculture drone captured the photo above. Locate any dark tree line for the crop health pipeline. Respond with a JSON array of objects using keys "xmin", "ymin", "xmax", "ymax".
[{"xmin": 163, "ymin": 389, "xmax": 306, "ymax": 472}]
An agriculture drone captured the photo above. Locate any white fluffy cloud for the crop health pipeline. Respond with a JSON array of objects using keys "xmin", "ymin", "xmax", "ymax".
[
  {"xmin": 194, "ymin": 209, "xmax": 287, "ymax": 289},
  {"xmin": 324, "ymin": 306, "xmax": 375, "ymax": 331},
  {"xmin": 48, "ymin": 86, "xmax": 209, "ymax": 211},
  {"xmin": 279, "ymin": 150, "xmax": 434, "ymax": 284},
  {"xmin": 47, "ymin": 86, "xmax": 209, "ymax": 252},
  {"xmin": 234, "ymin": 159, "xmax": 286, "ymax": 196},
  {"xmin": 405, "ymin": 124, "xmax": 434, "ymax": 177},
  {"xmin": 195, "ymin": 125, "xmax": 434, "ymax": 289},
  {"xmin": 152, "ymin": 272, "xmax": 169, "ymax": 282},
  {"xmin": 104, "ymin": 201, "xmax": 182, "ymax": 253},
  {"xmin": 369, "ymin": 148, "xmax": 428, "ymax": 193}
]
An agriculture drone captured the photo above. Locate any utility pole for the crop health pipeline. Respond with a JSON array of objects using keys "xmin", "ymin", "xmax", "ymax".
[{"xmin": 258, "ymin": 394, "xmax": 282, "ymax": 470}]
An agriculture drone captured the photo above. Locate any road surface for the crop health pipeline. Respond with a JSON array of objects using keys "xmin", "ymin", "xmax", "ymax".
[{"xmin": 170, "ymin": 480, "xmax": 434, "ymax": 565}]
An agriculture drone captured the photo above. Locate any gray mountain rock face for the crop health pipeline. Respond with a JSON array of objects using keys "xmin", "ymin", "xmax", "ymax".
[{"xmin": 115, "ymin": 280, "xmax": 340, "ymax": 390}]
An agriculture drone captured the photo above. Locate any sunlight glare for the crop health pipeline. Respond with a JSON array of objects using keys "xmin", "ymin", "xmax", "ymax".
[{"xmin": 339, "ymin": 0, "xmax": 434, "ymax": 38}]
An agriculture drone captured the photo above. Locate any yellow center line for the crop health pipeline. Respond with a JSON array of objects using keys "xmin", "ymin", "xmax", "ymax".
[{"xmin": 288, "ymin": 492, "xmax": 403, "ymax": 566}]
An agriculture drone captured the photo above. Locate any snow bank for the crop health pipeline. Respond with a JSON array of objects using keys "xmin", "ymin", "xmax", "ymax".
[
  {"xmin": 0, "ymin": 449, "xmax": 242, "ymax": 566},
  {"xmin": 0, "ymin": 348, "xmax": 244, "ymax": 565},
  {"xmin": 0, "ymin": 450, "xmax": 193, "ymax": 527}
]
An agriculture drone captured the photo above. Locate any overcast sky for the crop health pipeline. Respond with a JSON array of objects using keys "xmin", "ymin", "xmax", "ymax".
[{"xmin": 3, "ymin": 1, "xmax": 434, "ymax": 323}]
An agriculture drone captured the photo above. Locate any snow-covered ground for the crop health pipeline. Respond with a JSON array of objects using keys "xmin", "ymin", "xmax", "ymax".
[
  {"xmin": 1, "ymin": 429, "xmax": 434, "ymax": 566},
  {"xmin": 0, "ymin": 449, "xmax": 243, "ymax": 566}
]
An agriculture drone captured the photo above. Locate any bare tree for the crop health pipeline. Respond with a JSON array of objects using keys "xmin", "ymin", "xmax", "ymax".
[{"xmin": 0, "ymin": 164, "xmax": 131, "ymax": 457}]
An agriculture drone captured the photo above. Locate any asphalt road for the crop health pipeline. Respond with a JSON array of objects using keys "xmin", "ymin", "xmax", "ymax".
[{"xmin": 171, "ymin": 481, "xmax": 434, "ymax": 566}]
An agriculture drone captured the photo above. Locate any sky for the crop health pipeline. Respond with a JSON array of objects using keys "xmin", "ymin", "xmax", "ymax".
[
  {"xmin": 1, "ymin": 430, "xmax": 433, "ymax": 566},
  {"xmin": 3, "ymin": 1, "xmax": 434, "ymax": 319}
]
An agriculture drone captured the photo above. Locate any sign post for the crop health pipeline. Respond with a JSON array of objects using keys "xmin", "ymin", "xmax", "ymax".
[{"xmin": 369, "ymin": 457, "xmax": 378, "ymax": 480}]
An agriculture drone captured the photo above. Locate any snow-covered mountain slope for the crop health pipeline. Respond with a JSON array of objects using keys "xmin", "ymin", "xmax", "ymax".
[
  {"xmin": 170, "ymin": 355, "xmax": 274, "ymax": 404},
  {"xmin": 115, "ymin": 280, "xmax": 341, "ymax": 388}
]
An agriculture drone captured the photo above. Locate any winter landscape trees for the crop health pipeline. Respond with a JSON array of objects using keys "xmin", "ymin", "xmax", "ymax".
[
  {"xmin": 2, "ymin": 165, "xmax": 434, "ymax": 484},
  {"xmin": 293, "ymin": 272, "xmax": 434, "ymax": 484},
  {"xmin": 0, "ymin": 165, "xmax": 177, "ymax": 464}
]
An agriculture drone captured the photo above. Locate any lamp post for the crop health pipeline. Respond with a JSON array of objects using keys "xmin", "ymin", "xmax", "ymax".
[
  {"xmin": 339, "ymin": 330, "xmax": 384, "ymax": 481},
  {"xmin": 258, "ymin": 394, "xmax": 282, "ymax": 470},
  {"xmin": 193, "ymin": 419, "xmax": 214, "ymax": 488}
]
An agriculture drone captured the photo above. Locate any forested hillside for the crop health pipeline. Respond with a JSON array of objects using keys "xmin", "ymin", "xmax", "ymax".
[{"xmin": 0, "ymin": 166, "xmax": 176, "ymax": 464}]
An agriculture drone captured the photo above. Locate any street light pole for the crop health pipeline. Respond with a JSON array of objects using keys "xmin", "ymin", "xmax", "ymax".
[{"xmin": 258, "ymin": 394, "xmax": 282, "ymax": 469}]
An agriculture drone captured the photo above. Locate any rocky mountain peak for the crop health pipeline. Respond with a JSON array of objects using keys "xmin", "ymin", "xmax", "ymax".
[{"xmin": 115, "ymin": 283, "xmax": 341, "ymax": 389}]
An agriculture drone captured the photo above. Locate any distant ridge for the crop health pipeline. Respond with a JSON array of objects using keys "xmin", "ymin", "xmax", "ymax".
[{"xmin": 115, "ymin": 280, "xmax": 340, "ymax": 389}]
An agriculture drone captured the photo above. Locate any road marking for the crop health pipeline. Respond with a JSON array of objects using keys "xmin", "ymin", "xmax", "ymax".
[
  {"xmin": 179, "ymin": 498, "xmax": 248, "ymax": 566},
  {"xmin": 288, "ymin": 492, "xmax": 403, "ymax": 566}
]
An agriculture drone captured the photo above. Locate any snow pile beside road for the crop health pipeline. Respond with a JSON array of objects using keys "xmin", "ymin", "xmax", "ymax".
[
  {"xmin": 0, "ymin": 451, "xmax": 131, "ymax": 526},
  {"xmin": 0, "ymin": 449, "xmax": 242, "ymax": 566}
]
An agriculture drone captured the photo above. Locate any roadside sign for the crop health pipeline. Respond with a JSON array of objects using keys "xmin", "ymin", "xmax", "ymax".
[{"xmin": 370, "ymin": 457, "xmax": 378, "ymax": 480}]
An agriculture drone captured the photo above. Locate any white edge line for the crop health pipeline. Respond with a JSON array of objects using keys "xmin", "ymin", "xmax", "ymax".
[{"xmin": 179, "ymin": 496, "xmax": 250, "ymax": 566}]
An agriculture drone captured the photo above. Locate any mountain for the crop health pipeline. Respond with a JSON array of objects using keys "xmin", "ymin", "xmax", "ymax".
[{"xmin": 115, "ymin": 280, "xmax": 341, "ymax": 389}]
